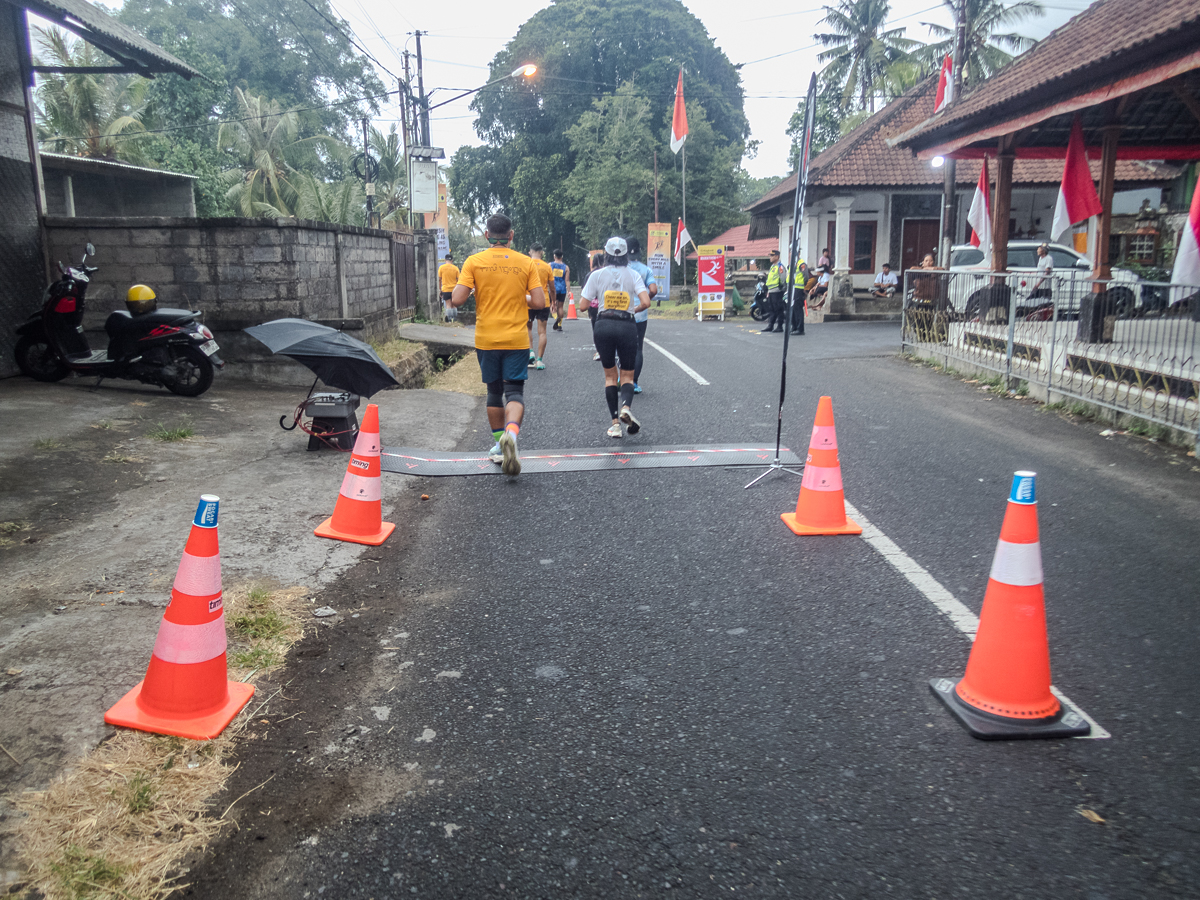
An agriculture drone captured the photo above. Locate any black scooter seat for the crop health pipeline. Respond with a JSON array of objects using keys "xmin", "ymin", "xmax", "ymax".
[{"xmin": 105, "ymin": 308, "xmax": 197, "ymax": 338}]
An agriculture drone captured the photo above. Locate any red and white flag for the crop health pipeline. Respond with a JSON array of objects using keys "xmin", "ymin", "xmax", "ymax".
[
  {"xmin": 674, "ymin": 218, "xmax": 691, "ymax": 265},
  {"xmin": 1170, "ymin": 173, "xmax": 1200, "ymax": 289},
  {"xmin": 1052, "ymin": 115, "xmax": 1102, "ymax": 242},
  {"xmin": 934, "ymin": 54, "xmax": 954, "ymax": 112},
  {"xmin": 967, "ymin": 156, "xmax": 992, "ymax": 263},
  {"xmin": 670, "ymin": 70, "xmax": 688, "ymax": 154}
]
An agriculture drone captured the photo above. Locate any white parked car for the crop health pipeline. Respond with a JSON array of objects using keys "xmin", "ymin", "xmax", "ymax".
[{"xmin": 945, "ymin": 240, "xmax": 1141, "ymax": 318}]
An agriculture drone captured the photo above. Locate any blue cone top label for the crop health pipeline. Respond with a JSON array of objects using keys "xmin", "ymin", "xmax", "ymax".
[
  {"xmin": 1009, "ymin": 471, "xmax": 1036, "ymax": 505},
  {"xmin": 194, "ymin": 494, "xmax": 220, "ymax": 528}
]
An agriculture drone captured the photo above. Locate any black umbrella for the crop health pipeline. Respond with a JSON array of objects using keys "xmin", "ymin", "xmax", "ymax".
[{"xmin": 245, "ymin": 318, "xmax": 399, "ymax": 397}]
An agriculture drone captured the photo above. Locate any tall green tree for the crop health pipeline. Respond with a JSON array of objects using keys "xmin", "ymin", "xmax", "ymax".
[
  {"xmin": 917, "ymin": 0, "xmax": 1044, "ymax": 85},
  {"xmin": 563, "ymin": 84, "xmax": 657, "ymax": 247},
  {"xmin": 816, "ymin": 0, "xmax": 918, "ymax": 113},
  {"xmin": 449, "ymin": 0, "xmax": 748, "ymax": 260},
  {"xmin": 369, "ymin": 125, "xmax": 409, "ymax": 226},
  {"xmin": 33, "ymin": 27, "xmax": 151, "ymax": 162},
  {"xmin": 786, "ymin": 76, "xmax": 845, "ymax": 170}
]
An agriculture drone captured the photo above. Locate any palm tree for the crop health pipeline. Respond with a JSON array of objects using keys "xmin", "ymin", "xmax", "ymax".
[
  {"xmin": 918, "ymin": 0, "xmax": 1045, "ymax": 86},
  {"xmin": 217, "ymin": 88, "xmax": 339, "ymax": 217},
  {"xmin": 294, "ymin": 173, "xmax": 365, "ymax": 225},
  {"xmin": 33, "ymin": 26, "xmax": 150, "ymax": 162},
  {"xmin": 816, "ymin": 0, "xmax": 919, "ymax": 113},
  {"xmin": 368, "ymin": 124, "xmax": 409, "ymax": 226}
]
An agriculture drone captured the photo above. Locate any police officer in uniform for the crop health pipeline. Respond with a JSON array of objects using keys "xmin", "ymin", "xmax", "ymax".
[{"xmin": 761, "ymin": 249, "xmax": 788, "ymax": 333}]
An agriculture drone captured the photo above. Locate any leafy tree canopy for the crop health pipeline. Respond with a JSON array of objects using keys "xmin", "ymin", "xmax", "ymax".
[{"xmin": 450, "ymin": 0, "xmax": 749, "ymax": 272}]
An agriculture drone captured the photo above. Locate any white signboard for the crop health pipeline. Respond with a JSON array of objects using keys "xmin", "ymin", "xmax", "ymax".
[
  {"xmin": 411, "ymin": 160, "xmax": 439, "ymax": 213},
  {"xmin": 436, "ymin": 228, "xmax": 450, "ymax": 260}
]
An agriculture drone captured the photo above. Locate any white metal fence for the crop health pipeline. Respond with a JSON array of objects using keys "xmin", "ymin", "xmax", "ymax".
[{"xmin": 901, "ymin": 269, "xmax": 1200, "ymax": 448}]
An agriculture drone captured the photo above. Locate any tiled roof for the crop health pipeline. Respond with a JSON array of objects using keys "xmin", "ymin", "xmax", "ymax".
[
  {"xmin": 685, "ymin": 223, "xmax": 778, "ymax": 260},
  {"xmin": 747, "ymin": 76, "xmax": 1178, "ymax": 214},
  {"xmin": 893, "ymin": 0, "xmax": 1200, "ymax": 151}
]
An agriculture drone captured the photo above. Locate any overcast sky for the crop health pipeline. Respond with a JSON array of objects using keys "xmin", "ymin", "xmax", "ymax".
[
  {"xmin": 324, "ymin": 0, "xmax": 1090, "ymax": 180},
  {"xmin": 84, "ymin": 0, "xmax": 1090, "ymax": 179}
]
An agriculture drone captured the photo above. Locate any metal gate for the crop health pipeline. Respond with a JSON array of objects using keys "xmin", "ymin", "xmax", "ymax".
[{"xmin": 392, "ymin": 231, "xmax": 416, "ymax": 321}]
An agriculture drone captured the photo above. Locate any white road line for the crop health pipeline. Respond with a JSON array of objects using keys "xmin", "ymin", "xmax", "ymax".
[
  {"xmin": 844, "ymin": 500, "xmax": 1110, "ymax": 739},
  {"xmin": 644, "ymin": 339, "xmax": 709, "ymax": 385}
]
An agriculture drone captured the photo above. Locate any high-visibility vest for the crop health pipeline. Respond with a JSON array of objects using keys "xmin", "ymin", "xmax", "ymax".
[{"xmin": 766, "ymin": 262, "xmax": 788, "ymax": 291}]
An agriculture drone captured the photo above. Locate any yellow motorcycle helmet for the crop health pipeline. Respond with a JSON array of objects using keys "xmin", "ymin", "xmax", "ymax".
[{"xmin": 125, "ymin": 284, "xmax": 158, "ymax": 315}]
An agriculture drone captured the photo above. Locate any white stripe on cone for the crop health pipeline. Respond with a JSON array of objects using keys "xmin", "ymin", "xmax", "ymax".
[
  {"xmin": 801, "ymin": 464, "xmax": 843, "ymax": 492},
  {"xmin": 173, "ymin": 551, "xmax": 222, "ymax": 597},
  {"xmin": 339, "ymin": 471, "xmax": 382, "ymax": 502},
  {"xmin": 989, "ymin": 539, "xmax": 1044, "ymax": 587},
  {"xmin": 810, "ymin": 425, "xmax": 838, "ymax": 450},
  {"xmin": 151, "ymin": 616, "xmax": 227, "ymax": 665}
]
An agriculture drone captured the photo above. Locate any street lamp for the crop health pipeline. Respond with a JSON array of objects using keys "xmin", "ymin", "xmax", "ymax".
[{"xmin": 426, "ymin": 64, "xmax": 538, "ymax": 113}]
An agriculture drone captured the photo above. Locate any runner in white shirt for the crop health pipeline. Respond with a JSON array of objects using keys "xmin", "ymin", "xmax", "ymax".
[{"xmin": 581, "ymin": 237, "xmax": 651, "ymax": 438}]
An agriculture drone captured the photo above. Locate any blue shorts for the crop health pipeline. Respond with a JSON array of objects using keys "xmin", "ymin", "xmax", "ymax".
[{"xmin": 477, "ymin": 348, "xmax": 529, "ymax": 383}]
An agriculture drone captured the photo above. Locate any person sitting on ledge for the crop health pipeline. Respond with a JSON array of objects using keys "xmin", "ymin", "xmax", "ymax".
[{"xmin": 872, "ymin": 262, "xmax": 898, "ymax": 298}]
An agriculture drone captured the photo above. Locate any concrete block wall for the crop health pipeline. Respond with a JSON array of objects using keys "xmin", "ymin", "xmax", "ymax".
[{"xmin": 43, "ymin": 217, "xmax": 403, "ymax": 385}]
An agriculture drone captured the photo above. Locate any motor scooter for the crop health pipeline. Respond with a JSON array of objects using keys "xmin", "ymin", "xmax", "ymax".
[
  {"xmin": 13, "ymin": 244, "xmax": 222, "ymax": 396},
  {"xmin": 750, "ymin": 272, "xmax": 769, "ymax": 322}
]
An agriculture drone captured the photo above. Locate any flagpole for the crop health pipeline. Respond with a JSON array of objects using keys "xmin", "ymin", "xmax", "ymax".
[
  {"xmin": 682, "ymin": 144, "xmax": 687, "ymax": 295},
  {"xmin": 746, "ymin": 73, "xmax": 818, "ymax": 490}
]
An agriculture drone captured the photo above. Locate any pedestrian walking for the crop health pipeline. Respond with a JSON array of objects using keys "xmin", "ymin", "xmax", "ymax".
[
  {"xmin": 1030, "ymin": 242, "xmax": 1053, "ymax": 300},
  {"xmin": 761, "ymin": 249, "xmax": 788, "ymax": 333},
  {"xmin": 527, "ymin": 243, "xmax": 554, "ymax": 370},
  {"xmin": 625, "ymin": 237, "xmax": 657, "ymax": 394},
  {"xmin": 550, "ymin": 250, "xmax": 570, "ymax": 331},
  {"xmin": 438, "ymin": 252, "xmax": 459, "ymax": 322},
  {"xmin": 582, "ymin": 237, "xmax": 651, "ymax": 438},
  {"xmin": 449, "ymin": 213, "xmax": 546, "ymax": 476}
]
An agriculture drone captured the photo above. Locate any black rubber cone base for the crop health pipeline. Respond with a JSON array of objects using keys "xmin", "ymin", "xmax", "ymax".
[{"xmin": 929, "ymin": 678, "xmax": 1091, "ymax": 741}]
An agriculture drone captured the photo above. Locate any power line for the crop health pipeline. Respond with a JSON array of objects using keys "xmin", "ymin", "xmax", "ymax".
[{"xmin": 296, "ymin": 0, "xmax": 399, "ymax": 81}]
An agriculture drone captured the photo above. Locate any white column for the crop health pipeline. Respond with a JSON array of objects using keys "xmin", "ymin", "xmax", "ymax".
[
  {"xmin": 833, "ymin": 196, "xmax": 854, "ymax": 273},
  {"xmin": 63, "ymin": 174, "xmax": 75, "ymax": 217},
  {"xmin": 803, "ymin": 211, "xmax": 818, "ymax": 267}
]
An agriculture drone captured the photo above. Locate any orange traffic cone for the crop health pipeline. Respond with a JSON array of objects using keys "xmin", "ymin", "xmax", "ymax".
[
  {"xmin": 105, "ymin": 495, "xmax": 254, "ymax": 740},
  {"xmin": 780, "ymin": 396, "xmax": 862, "ymax": 536},
  {"xmin": 930, "ymin": 471, "xmax": 1090, "ymax": 739},
  {"xmin": 566, "ymin": 291, "xmax": 578, "ymax": 320},
  {"xmin": 314, "ymin": 403, "xmax": 395, "ymax": 546}
]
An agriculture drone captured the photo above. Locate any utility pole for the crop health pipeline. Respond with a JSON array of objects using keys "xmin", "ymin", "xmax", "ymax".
[
  {"xmin": 401, "ymin": 54, "xmax": 413, "ymax": 228},
  {"xmin": 362, "ymin": 117, "xmax": 374, "ymax": 227},
  {"xmin": 653, "ymin": 150, "xmax": 659, "ymax": 221},
  {"xmin": 939, "ymin": 0, "xmax": 968, "ymax": 267},
  {"xmin": 414, "ymin": 30, "xmax": 430, "ymax": 147}
]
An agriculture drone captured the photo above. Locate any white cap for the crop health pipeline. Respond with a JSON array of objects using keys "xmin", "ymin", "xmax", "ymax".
[{"xmin": 604, "ymin": 236, "xmax": 628, "ymax": 257}]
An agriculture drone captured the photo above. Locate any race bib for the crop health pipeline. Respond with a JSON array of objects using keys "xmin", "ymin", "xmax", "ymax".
[{"xmin": 604, "ymin": 290, "xmax": 631, "ymax": 311}]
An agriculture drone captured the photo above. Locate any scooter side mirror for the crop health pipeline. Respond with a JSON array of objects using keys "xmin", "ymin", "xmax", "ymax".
[{"xmin": 84, "ymin": 243, "xmax": 95, "ymax": 259}]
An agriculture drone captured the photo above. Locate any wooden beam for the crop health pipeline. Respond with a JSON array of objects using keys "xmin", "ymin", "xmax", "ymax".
[
  {"xmin": 949, "ymin": 145, "xmax": 1200, "ymax": 160},
  {"xmin": 1172, "ymin": 82, "xmax": 1200, "ymax": 127},
  {"xmin": 991, "ymin": 135, "xmax": 1015, "ymax": 276},
  {"xmin": 1093, "ymin": 123, "xmax": 1120, "ymax": 283}
]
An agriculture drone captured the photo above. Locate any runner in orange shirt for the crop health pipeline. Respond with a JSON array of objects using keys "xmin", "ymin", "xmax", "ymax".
[
  {"xmin": 437, "ymin": 252, "xmax": 459, "ymax": 322},
  {"xmin": 527, "ymin": 243, "xmax": 555, "ymax": 370},
  {"xmin": 449, "ymin": 214, "xmax": 546, "ymax": 476}
]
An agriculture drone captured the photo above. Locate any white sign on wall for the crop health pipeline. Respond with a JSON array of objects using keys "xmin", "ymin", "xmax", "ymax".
[{"xmin": 411, "ymin": 160, "xmax": 439, "ymax": 213}]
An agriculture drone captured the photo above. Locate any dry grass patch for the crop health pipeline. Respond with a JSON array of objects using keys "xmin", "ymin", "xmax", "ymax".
[
  {"xmin": 13, "ymin": 582, "xmax": 308, "ymax": 899},
  {"xmin": 426, "ymin": 352, "xmax": 486, "ymax": 396},
  {"xmin": 371, "ymin": 337, "xmax": 422, "ymax": 369},
  {"xmin": 646, "ymin": 303, "xmax": 701, "ymax": 320}
]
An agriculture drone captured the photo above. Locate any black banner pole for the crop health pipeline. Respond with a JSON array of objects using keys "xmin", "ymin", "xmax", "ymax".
[{"xmin": 746, "ymin": 73, "xmax": 818, "ymax": 489}]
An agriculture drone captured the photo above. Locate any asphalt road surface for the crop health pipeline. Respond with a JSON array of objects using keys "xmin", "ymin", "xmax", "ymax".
[{"xmin": 187, "ymin": 319, "xmax": 1200, "ymax": 899}]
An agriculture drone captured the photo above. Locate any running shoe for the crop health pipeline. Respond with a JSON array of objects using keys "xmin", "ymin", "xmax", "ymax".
[
  {"xmin": 529, "ymin": 351, "xmax": 537, "ymax": 363},
  {"xmin": 607, "ymin": 422, "xmax": 623, "ymax": 439},
  {"xmin": 535, "ymin": 358, "xmax": 545, "ymax": 370},
  {"xmin": 592, "ymin": 351, "xmax": 601, "ymax": 361},
  {"xmin": 632, "ymin": 383, "xmax": 642, "ymax": 394},
  {"xmin": 499, "ymin": 430, "xmax": 521, "ymax": 476},
  {"xmin": 619, "ymin": 406, "xmax": 641, "ymax": 434},
  {"xmin": 488, "ymin": 442, "xmax": 503, "ymax": 464}
]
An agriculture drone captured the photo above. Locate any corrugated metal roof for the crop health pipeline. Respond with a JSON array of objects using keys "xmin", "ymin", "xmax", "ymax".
[
  {"xmin": 7, "ymin": 0, "xmax": 204, "ymax": 80},
  {"xmin": 41, "ymin": 151, "xmax": 198, "ymax": 179}
]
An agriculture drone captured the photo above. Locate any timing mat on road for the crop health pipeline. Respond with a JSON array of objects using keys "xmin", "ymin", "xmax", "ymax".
[{"xmin": 381, "ymin": 444, "xmax": 803, "ymax": 477}]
